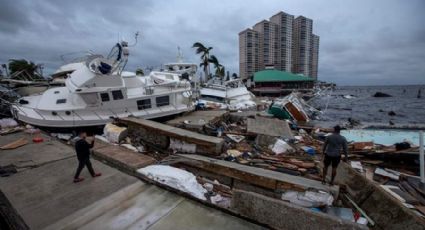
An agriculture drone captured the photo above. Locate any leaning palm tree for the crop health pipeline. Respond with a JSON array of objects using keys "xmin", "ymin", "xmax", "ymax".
[
  {"xmin": 208, "ymin": 55, "xmax": 225, "ymax": 78},
  {"xmin": 8, "ymin": 59, "xmax": 39, "ymax": 80},
  {"xmin": 192, "ymin": 42, "xmax": 213, "ymax": 79}
]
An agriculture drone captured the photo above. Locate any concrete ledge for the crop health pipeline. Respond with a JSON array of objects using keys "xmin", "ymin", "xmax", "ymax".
[
  {"xmin": 0, "ymin": 190, "xmax": 29, "ymax": 230},
  {"xmin": 93, "ymin": 140, "xmax": 156, "ymax": 174},
  {"xmin": 335, "ymin": 163, "xmax": 425, "ymax": 229},
  {"xmin": 121, "ymin": 117, "xmax": 224, "ymax": 155},
  {"xmin": 166, "ymin": 110, "xmax": 228, "ymax": 131},
  {"xmin": 231, "ymin": 189, "xmax": 367, "ymax": 230}
]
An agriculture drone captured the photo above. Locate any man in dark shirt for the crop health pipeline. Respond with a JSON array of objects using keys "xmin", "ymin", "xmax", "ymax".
[
  {"xmin": 322, "ymin": 125, "xmax": 348, "ymax": 185},
  {"xmin": 74, "ymin": 131, "xmax": 101, "ymax": 183}
]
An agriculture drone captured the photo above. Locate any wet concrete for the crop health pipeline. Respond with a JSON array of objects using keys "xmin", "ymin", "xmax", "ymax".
[
  {"xmin": 0, "ymin": 132, "xmax": 137, "ymax": 229},
  {"xmin": 46, "ymin": 182, "xmax": 265, "ymax": 230},
  {"xmin": 0, "ymin": 132, "xmax": 74, "ymax": 168},
  {"xmin": 0, "ymin": 131, "xmax": 265, "ymax": 230}
]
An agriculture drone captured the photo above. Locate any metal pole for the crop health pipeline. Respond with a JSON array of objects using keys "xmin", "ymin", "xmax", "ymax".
[{"xmin": 420, "ymin": 131, "xmax": 424, "ymax": 184}]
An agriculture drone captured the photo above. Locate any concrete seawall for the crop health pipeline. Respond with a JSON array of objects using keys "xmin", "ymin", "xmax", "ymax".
[{"xmin": 335, "ymin": 163, "xmax": 425, "ymax": 229}]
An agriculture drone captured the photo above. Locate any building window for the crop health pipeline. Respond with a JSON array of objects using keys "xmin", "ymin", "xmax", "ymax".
[
  {"xmin": 100, "ymin": 93, "xmax": 110, "ymax": 102},
  {"xmin": 56, "ymin": 99, "xmax": 66, "ymax": 104},
  {"xmin": 137, "ymin": 99, "xmax": 151, "ymax": 110},
  {"xmin": 112, "ymin": 90, "xmax": 124, "ymax": 100},
  {"xmin": 156, "ymin": 96, "xmax": 169, "ymax": 107}
]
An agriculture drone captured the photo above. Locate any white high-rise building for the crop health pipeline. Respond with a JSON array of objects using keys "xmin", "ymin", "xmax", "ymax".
[{"xmin": 239, "ymin": 11, "xmax": 319, "ymax": 80}]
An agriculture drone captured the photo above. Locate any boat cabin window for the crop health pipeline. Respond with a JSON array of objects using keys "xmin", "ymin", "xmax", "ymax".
[
  {"xmin": 156, "ymin": 96, "xmax": 169, "ymax": 107},
  {"xmin": 56, "ymin": 99, "xmax": 67, "ymax": 104},
  {"xmin": 137, "ymin": 99, "xmax": 151, "ymax": 110},
  {"xmin": 200, "ymin": 95, "xmax": 225, "ymax": 103},
  {"xmin": 100, "ymin": 93, "xmax": 110, "ymax": 102},
  {"xmin": 112, "ymin": 90, "xmax": 124, "ymax": 100}
]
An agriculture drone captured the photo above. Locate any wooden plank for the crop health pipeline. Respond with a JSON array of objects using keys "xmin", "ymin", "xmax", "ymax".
[
  {"xmin": 176, "ymin": 154, "xmax": 338, "ymax": 195},
  {"xmin": 0, "ymin": 137, "xmax": 28, "ymax": 150}
]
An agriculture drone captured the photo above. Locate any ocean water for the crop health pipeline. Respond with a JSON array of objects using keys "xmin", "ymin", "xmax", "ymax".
[{"xmin": 309, "ymin": 85, "xmax": 425, "ymax": 127}]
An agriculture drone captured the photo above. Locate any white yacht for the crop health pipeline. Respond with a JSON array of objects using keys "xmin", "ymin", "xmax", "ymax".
[
  {"xmin": 199, "ymin": 78, "xmax": 256, "ymax": 110},
  {"xmin": 163, "ymin": 47, "xmax": 197, "ymax": 79},
  {"xmin": 11, "ymin": 42, "xmax": 194, "ymax": 128}
]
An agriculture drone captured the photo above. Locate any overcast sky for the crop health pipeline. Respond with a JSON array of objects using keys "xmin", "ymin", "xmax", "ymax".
[{"xmin": 0, "ymin": 0, "xmax": 424, "ymax": 85}]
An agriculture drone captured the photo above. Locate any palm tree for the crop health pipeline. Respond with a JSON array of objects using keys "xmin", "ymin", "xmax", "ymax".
[
  {"xmin": 192, "ymin": 42, "xmax": 213, "ymax": 79},
  {"xmin": 8, "ymin": 59, "xmax": 42, "ymax": 80},
  {"xmin": 208, "ymin": 55, "xmax": 225, "ymax": 78},
  {"xmin": 135, "ymin": 68, "xmax": 144, "ymax": 76}
]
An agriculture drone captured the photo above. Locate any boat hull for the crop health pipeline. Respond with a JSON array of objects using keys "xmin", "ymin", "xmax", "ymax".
[{"xmin": 11, "ymin": 104, "xmax": 192, "ymax": 128}]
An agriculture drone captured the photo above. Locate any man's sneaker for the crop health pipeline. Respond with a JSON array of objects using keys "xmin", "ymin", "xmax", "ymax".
[
  {"xmin": 92, "ymin": 173, "xmax": 102, "ymax": 177},
  {"xmin": 73, "ymin": 177, "xmax": 84, "ymax": 183}
]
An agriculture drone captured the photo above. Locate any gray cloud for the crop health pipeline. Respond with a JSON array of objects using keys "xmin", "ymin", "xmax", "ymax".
[
  {"xmin": 0, "ymin": 0, "xmax": 424, "ymax": 85},
  {"xmin": 0, "ymin": 0, "xmax": 32, "ymax": 33}
]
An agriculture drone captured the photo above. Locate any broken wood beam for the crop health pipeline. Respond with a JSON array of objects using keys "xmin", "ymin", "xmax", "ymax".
[{"xmin": 175, "ymin": 154, "xmax": 338, "ymax": 195}]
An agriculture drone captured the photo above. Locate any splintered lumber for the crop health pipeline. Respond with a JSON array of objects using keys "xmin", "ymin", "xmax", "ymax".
[
  {"xmin": 246, "ymin": 117, "xmax": 294, "ymax": 139},
  {"xmin": 344, "ymin": 194, "xmax": 375, "ymax": 226},
  {"xmin": 176, "ymin": 154, "xmax": 338, "ymax": 195},
  {"xmin": 0, "ymin": 137, "xmax": 28, "ymax": 150},
  {"xmin": 399, "ymin": 181, "xmax": 425, "ymax": 205},
  {"xmin": 258, "ymin": 155, "xmax": 316, "ymax": 169},
  {"xmin": 120, "ymin": 117, "xmax": 224, "ymax": 155}
]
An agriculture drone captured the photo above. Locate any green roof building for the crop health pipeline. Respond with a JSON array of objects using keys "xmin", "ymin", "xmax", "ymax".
[{"xmin": 251, "ymin": 69, "xmax": 315, "ymax": 96}]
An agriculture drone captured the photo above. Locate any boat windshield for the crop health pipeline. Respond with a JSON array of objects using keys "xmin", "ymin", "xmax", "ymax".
[{"xmin": 107, "ymin": 43, "xmax": 122, "ymax": 61}]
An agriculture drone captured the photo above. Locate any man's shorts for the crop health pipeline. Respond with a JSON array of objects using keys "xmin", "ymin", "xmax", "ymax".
[{"xmin": 324, "ymin": 155, "xmax": 341, "ymax": 167}]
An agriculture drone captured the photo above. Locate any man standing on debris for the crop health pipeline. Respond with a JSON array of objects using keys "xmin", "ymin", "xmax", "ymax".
[
  {"xmin": 73, "ymin": 131, "xmax": 101, "ymax": 183},
  {"xmin": 322, "ymin": 125, "xmax": 348, "ymax": 185}
]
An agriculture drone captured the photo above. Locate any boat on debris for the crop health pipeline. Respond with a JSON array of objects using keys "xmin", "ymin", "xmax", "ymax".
[
  {"xmin": 268, "ymin": 93, "xmax": 318, "ymax": 122},
  {"xmin": 163, "ymin": 47, "xmax": 198, "ymax": 79},
  {"xmin": 198, "ymin": 77, "xmax": 256, "ymax": 110},
  {"xmin": 10, "ymin": 41, "xmax": 194, "ymax": 128}
]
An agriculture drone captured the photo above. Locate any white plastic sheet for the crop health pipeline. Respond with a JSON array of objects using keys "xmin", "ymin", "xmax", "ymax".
[
  {"xmin": 281, "ymin": 190, "xmax": 334, "ymax": 207},
  {"xmin": 270, "ymin": 139, "xmax": 293, "ymax": 154},
  {"xmin": 137, "ymin": 165, "xmax": 207, "ymax": 200},
  {"xmin": 103, "ymin": 123, "xmax": 128, "ymax": 143},
  {"xmin": 169, "ymin": 138, "xmax": 196, "ymax": 153},
  {"xmin": 0, "ymin": 118, "xmax": 18, "ymax": 129}
]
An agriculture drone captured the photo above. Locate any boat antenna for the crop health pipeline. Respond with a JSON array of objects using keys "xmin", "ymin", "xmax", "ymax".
[
  {"xmin": 177, "ymin": 46, "xmax": 183, "ymax": 63},
  {"xmin": 128, "ymin": 31, "xmax": 139, "ymax": 47}
]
